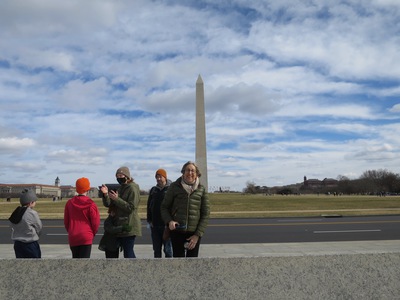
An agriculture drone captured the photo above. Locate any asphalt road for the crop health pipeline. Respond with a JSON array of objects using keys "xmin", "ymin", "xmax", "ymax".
[{"xmin": 1, "ymin": 215, "xmax": 400, "ymax": 245}]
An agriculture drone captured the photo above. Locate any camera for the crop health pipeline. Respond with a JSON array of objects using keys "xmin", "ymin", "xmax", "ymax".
[
  {"xmin": 184, "ymin": 241, "xmax": 189, "ymax": 249},
  {"xmin": 175, "ymin": 224, "xmax": 187, "ymax": 230}
]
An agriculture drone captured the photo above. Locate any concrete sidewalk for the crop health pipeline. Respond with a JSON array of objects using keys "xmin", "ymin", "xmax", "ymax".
[{"xmin": 1, "ymin": 240, "xmax": 399, "ymax": 259}]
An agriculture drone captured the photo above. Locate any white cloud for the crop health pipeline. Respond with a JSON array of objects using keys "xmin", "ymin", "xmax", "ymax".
[
  {"xmin": 55, "ymin": 78, "xmax": 110, "ymax": 109},
  {"xmin": 0, "ymin": 0, "xmax": 118, "ymax": 36},
  {"xmin": 0, "ymin": 137, "xmax": 36, "ymax": 152},
  {"xmin": 389, "ymin": 104, "xmax": 400, "ymax": 112},
  {"xmin": 0, "ymin": 0, "xmax": 399, "ymax": 190},
  {"xmin": 45, "ymin": 149, "xmax": 107, "ymax": 165},
  {"xmin": 16, "ymin": 50, "xmax": 74, "ymax": 72}
]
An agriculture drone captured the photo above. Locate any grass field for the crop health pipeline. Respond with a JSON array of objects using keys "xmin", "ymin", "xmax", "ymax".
[{"xmin": 1, "ymin": 193, "xmax": 400, "ymax": 219}]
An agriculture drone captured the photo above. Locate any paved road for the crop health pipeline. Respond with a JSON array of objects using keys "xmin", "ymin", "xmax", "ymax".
[{"xmin": 1, "ymin": 215, "xmax": 400, "ymax": 244}]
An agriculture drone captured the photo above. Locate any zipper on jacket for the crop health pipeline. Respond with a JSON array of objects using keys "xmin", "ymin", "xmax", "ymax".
[{"xmin": 185, "ymin": 193, "xmax": 190, "ymax": 229}]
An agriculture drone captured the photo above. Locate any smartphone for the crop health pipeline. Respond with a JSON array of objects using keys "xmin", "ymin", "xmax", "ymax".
[{"xmin": 175, "ymin": 224, "xmax": 187, "ymax": 230}]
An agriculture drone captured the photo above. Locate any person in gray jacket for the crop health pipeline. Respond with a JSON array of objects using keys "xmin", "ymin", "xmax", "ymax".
[
  {"xmin": 161, "ymin": 161, "xmax": 210, "ymax": 257},
  {"xmin": 8, "ymin": 189, "xmax": 42, "ymax": 258}
]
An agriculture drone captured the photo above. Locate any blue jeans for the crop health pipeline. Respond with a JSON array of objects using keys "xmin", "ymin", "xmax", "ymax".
[
  {"xmin": 119, "ymin": 235, "xmax": 136, "ymax": 258},
  {"xmin": 151, "ymin": 226, "xmax": 173, "ymax": 258},
  {"xmin": 14, "ymin": 240, "xmax": 41, "ymax": 258}
]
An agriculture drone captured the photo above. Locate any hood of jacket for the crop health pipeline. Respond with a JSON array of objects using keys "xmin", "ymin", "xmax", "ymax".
[
  {"xmin": 154, "ymin": 179, "xmax": 172, "ymax": 192},
  {"xmin": 68, "ymin": 195, "xmax": 94, "ymax": 209},
  {"xmin": 9, "ymin": 206, "xmax": 28, "ymax": 224}
]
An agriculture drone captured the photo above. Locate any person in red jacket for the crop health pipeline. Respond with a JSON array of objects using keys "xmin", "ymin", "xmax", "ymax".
[{"xmin": 64, "ymin": 177, "xmax": 100, "ymax": 258}]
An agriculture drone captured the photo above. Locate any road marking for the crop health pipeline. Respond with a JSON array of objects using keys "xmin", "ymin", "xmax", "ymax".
[
  {"xmin": 2, "ymin": 220, "xmax": 398, "ymax": 229},
  {"xmin": 277, "ymin": 219, "xmax": 324, "ymax": 222},
  {"xmin": 47, "ymin": 234, "xmax": 68, "ymax": 235},
  {"xmin": 47, "ymin": 233, "xmax": 105, "ymax": 236},
  {"xmin": 209, "ymin": 220, "xmax": 400, "ymax": 227},
  {"xmin": 212, "ymin": 208, "xmax": 400, "ymax": 214},
  {"xmin": 314, "ymin": 229, "xmax": 381, "ymax": 234}
]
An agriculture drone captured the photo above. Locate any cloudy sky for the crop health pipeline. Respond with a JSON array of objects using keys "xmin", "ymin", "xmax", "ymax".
[{"xmin": 1, "ymin": 0, "xmax": 399, "ymax": 192}]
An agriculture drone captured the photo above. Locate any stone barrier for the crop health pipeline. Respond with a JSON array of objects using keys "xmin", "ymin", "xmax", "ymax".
[{"xmin": 1, "ymin": 253, "xmax": 399, "ymax": 299}]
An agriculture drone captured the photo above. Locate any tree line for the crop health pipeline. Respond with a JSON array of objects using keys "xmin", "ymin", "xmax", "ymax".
[{"xmin": 244, "ymin": 169, "xmax": 400, "ymax": 195}]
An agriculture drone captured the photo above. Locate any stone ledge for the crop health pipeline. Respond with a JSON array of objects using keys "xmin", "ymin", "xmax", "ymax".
[{"xmin": 1, "ymin": 254, "xmax": 399, "ymax": 300}]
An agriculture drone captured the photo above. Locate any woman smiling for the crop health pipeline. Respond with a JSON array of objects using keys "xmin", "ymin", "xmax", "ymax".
[{"xmin": 161, "ymin": 161, "xmax": 210, "ymax": 257}]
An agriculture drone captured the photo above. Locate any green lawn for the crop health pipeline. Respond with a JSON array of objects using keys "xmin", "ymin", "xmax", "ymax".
[{"xmin": 1, "ymin": 193, "xmax": 400, "ymax": 219}]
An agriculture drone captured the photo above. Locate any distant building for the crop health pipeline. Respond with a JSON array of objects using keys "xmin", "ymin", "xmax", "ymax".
[
  {"xmin": 303, "ymin": 176, "xmax": 322, "ymax": 188},
  {"xmin": 322, "ymin": 178, "xmax": 338, "ymax": 187},
  {"xmin": 0, "ymin": 183, "xmax": 61, "ymax": 198},
  {"xmin": 0, "ymin": 177, "xmax": 99, "ymax": 199},
  {"xmin": 60, "ymin": 185, "xmax": 75, "ymax": 198},
  {"xmin": 303, "ymin": 176, "xmax": 338, "ymax": 189}
]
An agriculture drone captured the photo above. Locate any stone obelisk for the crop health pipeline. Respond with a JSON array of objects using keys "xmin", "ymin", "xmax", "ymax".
[{"xmin": 196, "ymin": 74, "xmax": 208, "ymax": 192}]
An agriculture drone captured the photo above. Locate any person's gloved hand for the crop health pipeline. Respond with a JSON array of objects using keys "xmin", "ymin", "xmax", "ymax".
[{"xmin": 122, "ymin": 224, "xmax": 132, "ymax": 232}]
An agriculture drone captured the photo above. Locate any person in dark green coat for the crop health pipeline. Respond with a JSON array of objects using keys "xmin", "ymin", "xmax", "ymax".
[
  {"xmin": 98, "ymin": 206, "xmax": 132, "ymax": 254},
  {"xmin": 161, "ymin": 161, "xmax": 210, "ymax": 257},
  {"xmin": 100, "ymin": 166, "xmax": 141, "ymax": 258}
]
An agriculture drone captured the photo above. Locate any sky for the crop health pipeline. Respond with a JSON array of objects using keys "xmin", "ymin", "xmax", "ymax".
[{"xmin": 1, "ymin": 0, "xmax": 400, "ymax": 192}]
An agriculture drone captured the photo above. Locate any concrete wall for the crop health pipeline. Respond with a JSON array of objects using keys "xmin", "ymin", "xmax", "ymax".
[{"xmin": 1, "ymin": 253, "xmax": 399, "ymax": 300}]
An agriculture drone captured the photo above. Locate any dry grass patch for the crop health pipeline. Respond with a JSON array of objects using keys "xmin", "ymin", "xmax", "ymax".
[{"xmin": 1, "ymin": 193, "xmax": 400, "ymax": 219}]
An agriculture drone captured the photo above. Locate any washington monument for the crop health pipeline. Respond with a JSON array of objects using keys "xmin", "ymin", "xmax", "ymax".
[{"xmin": 196, "ymin": 74, "xmax": 208, "ymax": 192}]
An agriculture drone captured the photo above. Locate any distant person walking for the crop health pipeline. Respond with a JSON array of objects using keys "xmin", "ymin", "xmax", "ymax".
[
  {"xmin": 100, "ymin": 166, "xmax": 142, "ymax": 258},
  {"xmin": 147, "ymin": 168, "xmax": 173, "ymax": 258},
  {"xmin": 8, "ymin": 189, "xmax": 42, "ymax": 258},
  {"xmin": 161, "ymin": 161, "xmax": 210, "ymax": 257},
  {"xmin": 64, "ymin": 177, "xmax": 100, "ymax": 258}
]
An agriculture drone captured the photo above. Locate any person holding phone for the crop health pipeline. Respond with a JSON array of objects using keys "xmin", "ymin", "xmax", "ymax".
[
  {"xmin": 100, "ymin": 166, "xmax": 141, "ymax": 258},
  {"xmin": 161, "ymin": 161, "xmax": 210, "ymax": 257}
]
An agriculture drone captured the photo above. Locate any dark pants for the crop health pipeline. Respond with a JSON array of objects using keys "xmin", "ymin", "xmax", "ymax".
[
  {"xmin": 105, "ymin": 249, "xmax": 119, "ymax": 258},
  {"xmin": 14, "ymin": 240, "xmax": 41, "ymax": 258},
  {"xmin": 151, "ymin": 226, "xmax": 173, "ymax": 258},
  {"xmin": 70, "ymin": 245, "xmax": 92, "ymax": 258},
  {"xmin": 170, "ymin": 231, "xmax": 201, "ymax": 258},
  {"xmin": 105, "ymin": 236, "xmax": 136, "ymax": 258}
]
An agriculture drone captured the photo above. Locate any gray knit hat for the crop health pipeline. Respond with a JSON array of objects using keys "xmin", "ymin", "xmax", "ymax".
[
  {"xmin": 20, "ymin": 189, "xmax": 38, "ymax": 205},
  {"xmin": 116, "ymin": 166, "xmax": 131, "ymax": 179}
]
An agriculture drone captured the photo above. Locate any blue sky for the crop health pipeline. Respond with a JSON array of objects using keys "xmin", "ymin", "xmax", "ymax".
[{"xmin": 1, "ymin": 0, "xmax": 399, "ymax": 192}]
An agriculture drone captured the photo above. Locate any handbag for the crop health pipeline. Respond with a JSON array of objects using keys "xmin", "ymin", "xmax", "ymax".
[{"xmin": 162, "ymin": 226, "xmax": 170, "ymax": 241}]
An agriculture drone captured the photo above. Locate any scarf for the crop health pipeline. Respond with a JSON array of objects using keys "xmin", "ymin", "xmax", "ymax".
[{"xmin": 181, "ymin": 177, "xmax": 199, "ymax": 195}]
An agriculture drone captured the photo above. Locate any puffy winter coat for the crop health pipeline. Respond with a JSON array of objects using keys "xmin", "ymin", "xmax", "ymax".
[
  {"xmin": 161, "ymin": 177, "xmax": 210, "ymax": 237},
  {"xmin": 102, "ymin": 181, "xmax": 142, "ymax": 237}
]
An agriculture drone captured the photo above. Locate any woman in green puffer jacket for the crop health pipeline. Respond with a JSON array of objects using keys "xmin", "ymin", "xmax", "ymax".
[{"xmin": 161, "ymin": 161, "xmax": 210, "ymax": 257}]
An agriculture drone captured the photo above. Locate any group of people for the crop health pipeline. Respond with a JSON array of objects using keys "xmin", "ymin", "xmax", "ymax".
[{"xmin": 8, "ymin": 161, "xmax": 210, "ymax": 259}]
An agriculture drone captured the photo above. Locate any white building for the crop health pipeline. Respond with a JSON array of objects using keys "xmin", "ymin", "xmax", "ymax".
[{"xmin": 0, "ymin": 177, "xmax": 99, "ymax": 199}]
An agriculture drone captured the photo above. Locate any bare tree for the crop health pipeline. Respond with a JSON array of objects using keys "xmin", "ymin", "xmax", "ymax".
[
  {"xmin": 244, "ymin": 181, "xmax": 258, "ymax": 194},
  {"xmin": 359, "ymin": 169, "xmax": 400, "ymax": 194}
]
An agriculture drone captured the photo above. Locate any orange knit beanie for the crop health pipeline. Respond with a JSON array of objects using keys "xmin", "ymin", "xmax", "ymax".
[
  {"xmin": 155, "ymin": 168, "xmax": 167, "ymax": 179},
  {"xmin": 76, "ymin": 177, "xmax": 91, "ymax": 194}
]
